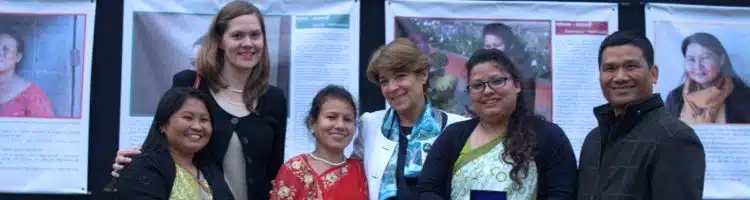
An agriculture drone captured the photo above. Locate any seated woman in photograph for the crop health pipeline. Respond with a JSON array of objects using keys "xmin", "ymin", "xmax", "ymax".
[
  {"xmin": 117, "ymin": 87, "xmax": 234, "ymax": 200},
  {"xmin": 270, "ymin": 85, "xmax": 367, "ymax": 200},
  {"xmin": 0, "ymin": 29, "xmax": 53, "ymax": 117},
  {"xmin": 666, "ymin": 32, "xmax": 750, "ymax": 124},
  {"xmin": 417, "ymin": 49, "xmax": 577, "ymax": 200}
]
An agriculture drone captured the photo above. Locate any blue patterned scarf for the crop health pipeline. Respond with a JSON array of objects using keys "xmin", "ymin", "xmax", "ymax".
[{"xmin": 378, "ymin": 101, "xmax": 443, "ymax": 200}]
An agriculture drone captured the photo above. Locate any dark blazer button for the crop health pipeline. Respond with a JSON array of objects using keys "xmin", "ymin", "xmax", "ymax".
[
  {"xmin": 241, "ymin": 136, "xmax": 248, "ymax": 144},
  {"xmin": 231, "ymin": 117, "xmax": 239, "ymax": 124},
  {"xmin": 245, "ymin": 156, "xmax": 252, "ymax": 165}
]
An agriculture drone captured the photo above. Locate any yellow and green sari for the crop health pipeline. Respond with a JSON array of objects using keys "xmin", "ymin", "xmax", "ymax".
[
  {"xmin": 169, "ymin": 165, "xmax": 213, "ymax": 200},
  {"xmin": 451, "ymin": 136, "xmax": 538, "ymax": 200}
]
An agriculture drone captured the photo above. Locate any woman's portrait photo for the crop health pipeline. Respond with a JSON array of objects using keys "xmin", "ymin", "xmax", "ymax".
[
  {"xmin": 394, "ymin": 17, "xmax": 553, "ymax": 120},
  {"xmin": 653, "ymin": 22, "xmax": 750, "ymax": 124},
  {"xmin": 0, "ymin": 14, "xmax": 86, "ymax": 118}
]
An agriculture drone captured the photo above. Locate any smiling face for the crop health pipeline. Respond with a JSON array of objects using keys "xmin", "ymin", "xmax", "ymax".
[
  {"xmin": 163, "ymin": 97, "xmax": 212, "ymax": 154},
  {"xmin": 468, "ymin": 62, "xmax": 520, "ymax": 119},
  {"xmin": 684, "ymin": 43, "xmax": 723, "ymax": 85},
  {"xmin": 599, "ymin": 44, "xmax": 658, "ymax": 109},
  {"xmin": 311, "ymin": 98, "xmax": 356, "ymax": 151},
  {"xmin": 221, "ymin": 13, "xmax": 264, "ymax": 71},
  {"xmin": 378, "ymin": 69, "xmax": 427, "ymax": 113},
  {"xmin": 0, "ymin": 33, "xmax": 22, "ymax": 73}
]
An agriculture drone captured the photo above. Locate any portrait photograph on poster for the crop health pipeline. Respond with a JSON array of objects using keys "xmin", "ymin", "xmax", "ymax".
[
  {"xmin": 128, "ymin": 12, "xmax": 292, "ymax": 117},
  {"xmin": 0, "ymin": 13, "xmax": 86, "ymax": 119},
  {"xmin": 652, "ymin": 21, "xmax": 750, "ymax": 125},
  {"xmin": 647, "ymin": 3, "xmax": 750, "ymax": 198},
  {"xmin": 394, "ymin": 17, "xmax": 552, "ymax": 120}
]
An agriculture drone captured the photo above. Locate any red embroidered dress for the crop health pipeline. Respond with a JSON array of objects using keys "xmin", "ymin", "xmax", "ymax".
[
  {"xmin": 270, "ymin": 154, "xmax": 368, "ymax": 200},
  {"xmin": 0, "ymin": 83, "xmax": 53, "ymax": 117}
]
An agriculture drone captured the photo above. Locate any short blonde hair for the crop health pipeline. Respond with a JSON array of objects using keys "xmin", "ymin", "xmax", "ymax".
[{"xmin": 366, "ymin": 38, "xmax": 428, "ymax": 84}]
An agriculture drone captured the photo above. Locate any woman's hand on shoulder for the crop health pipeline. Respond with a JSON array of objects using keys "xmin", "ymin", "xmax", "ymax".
[{"xmin": 111, "ymin": 147, "xmax": 142, "ymax": 178}]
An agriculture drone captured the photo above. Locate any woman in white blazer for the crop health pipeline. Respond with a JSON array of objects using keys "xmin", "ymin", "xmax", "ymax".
[{"xmin": 351, "ymin": 38, "xmax": 468, "ymax": 200}]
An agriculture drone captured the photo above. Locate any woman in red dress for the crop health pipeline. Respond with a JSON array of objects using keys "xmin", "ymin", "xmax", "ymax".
[
  {"xmin": 0, "ymin": 29, "xmax": 53, "ymax": 117},
  {"xmin": 270, "ymin": 85, "xmax": 368, "ymax": 200}
]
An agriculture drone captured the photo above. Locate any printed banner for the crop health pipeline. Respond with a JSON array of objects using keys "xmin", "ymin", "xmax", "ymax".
[
  {"xmin": 386, "ymin": 0, "xmax": 618, "ymax": 158},
  {"xmin": 118, "ymin": 0, "xmax": 360, "ymax": 162},
  {"xmin": 647, "ymin": 3, "xmax": 750, "ymax": 199},
  {"xmin": 0, "ymin": 0, "xmax": 95, "ymax": 194}
]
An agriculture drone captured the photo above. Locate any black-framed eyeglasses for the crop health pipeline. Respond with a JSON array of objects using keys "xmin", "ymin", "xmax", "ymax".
[{"xmin": 467, "ymin": 76, "xmax": 511, "ymax": 93}]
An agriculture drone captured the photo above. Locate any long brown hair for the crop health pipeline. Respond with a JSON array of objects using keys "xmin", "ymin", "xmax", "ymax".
[
  {"xmin": 466, "ymin": 48, "xmax": 542, "ymax": 190},
  {"xmin": 196, "ymin": 1, "xmax": 270, "ymax": 112}
]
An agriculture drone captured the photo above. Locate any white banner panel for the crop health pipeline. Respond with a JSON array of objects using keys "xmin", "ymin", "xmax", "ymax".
[
  {"xmin": 386, "ymin": 0, "xmax": 618, "ymax": 159},
  {"xmin": 646, "ymin": 3, "xmax": 750, "ymax": 199},
  {"xmin": 119, "ymin": 0, "xmax": 360, "ymax": 162},
  {"xmin": 0, "ymin": 0, "xmax": 95, "ymax": 194}
]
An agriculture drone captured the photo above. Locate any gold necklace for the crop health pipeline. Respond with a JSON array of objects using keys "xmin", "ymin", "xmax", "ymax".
[
  {"xmin": 307, "ymin": 153, "xmax": 346, "ymax": 166},
  {"xmin": 227, "ymin": 87, "xmax": 243, "ymax": 93},
  {"xmin": 219, "ymin": 91, "xmax": 245, "ymax": 106}
]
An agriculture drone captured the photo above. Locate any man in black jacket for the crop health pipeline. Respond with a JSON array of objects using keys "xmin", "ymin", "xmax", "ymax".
[{"xmin": 577, "ymin": 30, "xmax": 706, "ymax": 200}]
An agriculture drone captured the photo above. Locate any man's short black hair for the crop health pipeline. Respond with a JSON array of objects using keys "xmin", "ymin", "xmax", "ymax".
[{"xmin": 598, "ymin": 30, "xmax": 655, "ymax": 67}]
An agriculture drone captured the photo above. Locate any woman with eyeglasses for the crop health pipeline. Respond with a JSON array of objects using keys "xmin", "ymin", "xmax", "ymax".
[
  {"xmin": 481, "ymin": 22, "xmax": 551, "ymax": 121},
  {"xmin": 352, "ymin": 38, "xmax": 468, "ymax": 200},
  {"xmin": 0, "ymin": 29, "xmax": 53, "ymax": 117},
  {"xmin": 417, "ymin": 49, "xmax": 577, "ymax": 200}
]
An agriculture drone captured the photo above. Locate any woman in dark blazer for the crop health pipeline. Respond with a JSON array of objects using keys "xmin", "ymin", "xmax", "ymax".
[
  {"xmin": 417, "ymin": 49, "xmax": 577, "ymax": 200},
  {"xmin": 117, "ymin": 87, "xmax": 234, "ymax": 199},
  {"xmin": 665, "ymin": 32, "xmax": 750, "ymax": 124},
  {"xmin": 112, "ymin": 1, "xmax": 288, "ymax": 200}
]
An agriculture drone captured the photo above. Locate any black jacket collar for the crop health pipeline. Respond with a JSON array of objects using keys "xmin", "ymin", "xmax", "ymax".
[
  {"xmin": 594, "ymin": 94, "xmax": 664, "ymax": 122},
  {"xmin": 593, "ymin": 94, "xmax": 664, "ymax": 141}
]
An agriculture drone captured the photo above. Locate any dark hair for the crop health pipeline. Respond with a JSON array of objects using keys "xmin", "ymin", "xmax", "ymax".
[
  {"xmin": 196, "ymin": 1, "xmax": 270, "ymax": 113},
  {"xmin": 466, "ymin": 48, "xmax": 542, "ymax": 190},
  {"xmin": 0, "ymin": 29, "xmax": 25, "ymax": 62},
  {"xmin": 598, "ymin": 30, "xmax": 654, "ymax": 67},
  {"xmin": 305, "ymin": 85, "xmax": 357, "ymax": 128},
  {"xmin": 680, "ymin": 32, "xmax": 743, "ymax": 87},
  {"xmin": 141, "ymin": 87, "xmax": 214, "ymax": 157},
  {"xmin": 481, "ymin": 23, "xmax": 530, "ymax": 66}
]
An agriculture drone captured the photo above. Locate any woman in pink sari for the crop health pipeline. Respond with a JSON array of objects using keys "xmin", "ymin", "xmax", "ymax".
[
  {"xmin": 0, "ymin": 29, "xmax": 53, "ymax": 117},
  {"xmin": 271, "ymin": 85, "xmax": 368, "ymax": 200}
]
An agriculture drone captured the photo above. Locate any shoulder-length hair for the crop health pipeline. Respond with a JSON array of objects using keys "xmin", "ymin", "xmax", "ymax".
[{"xmin": 196, "ymin": 1, "xmax": 270, "ymax": 112}]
